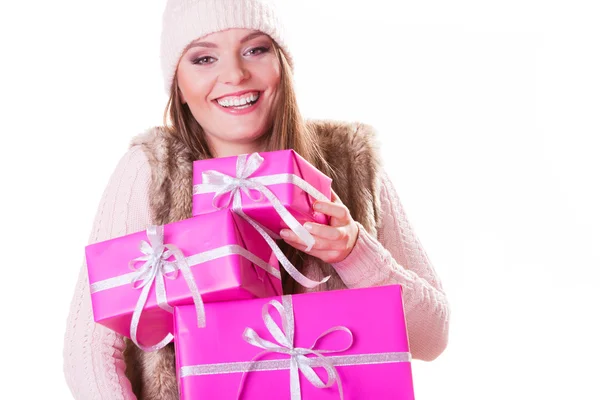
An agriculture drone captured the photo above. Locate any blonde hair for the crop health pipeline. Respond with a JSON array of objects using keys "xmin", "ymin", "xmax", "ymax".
[{"xmin": 163, "ymin": 41, "xmax": 334, "ymax": 293}]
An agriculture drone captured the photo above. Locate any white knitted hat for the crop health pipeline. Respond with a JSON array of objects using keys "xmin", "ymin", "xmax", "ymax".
[{"xmin": 160, "ymin": 0, "xmax": 292, "ymax": 94}]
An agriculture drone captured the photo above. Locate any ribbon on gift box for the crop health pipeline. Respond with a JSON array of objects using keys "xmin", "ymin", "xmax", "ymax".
[
  {"xmin": 179, "ymin": 295, "xmax": 412, "ymax": 399},
  {"xmin": 194, "ymin": 152, "xmax": 331, "ymax": 289},
  {"xmin": 89, "ymin": 225, "xmax": 281, "ymax": 352}
]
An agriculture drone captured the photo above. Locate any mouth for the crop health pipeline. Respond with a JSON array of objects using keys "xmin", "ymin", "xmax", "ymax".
[{"xmin": 213, "ymin": 91, "xmax": 262, "ymax": 111}]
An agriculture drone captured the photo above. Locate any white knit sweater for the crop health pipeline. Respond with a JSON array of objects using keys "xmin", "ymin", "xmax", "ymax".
[{"xmin": 63, "ymin": 145, "xmax": 450, "ymax": 399}]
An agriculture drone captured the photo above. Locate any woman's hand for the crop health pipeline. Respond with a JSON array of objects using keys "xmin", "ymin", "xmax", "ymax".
[{"xmin": 280, "ymin": 191, "xmax": 359, "ymax": 264}]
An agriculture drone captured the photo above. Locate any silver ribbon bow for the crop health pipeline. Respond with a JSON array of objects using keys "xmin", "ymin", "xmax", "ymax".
[
  {"xmin": 205, "ymin": 152, "xmax": 270, "ymax": 210},
  {"xmin": 128, "ymin": 225, "xmax": 205, "ymax": 351},
  {"xmin": 239, "ymin": 296, "xmax": 352, "ymax": 399},
  {"xmin": 197, "ymin": 153, "xmax": 330, "ymax": 289}
]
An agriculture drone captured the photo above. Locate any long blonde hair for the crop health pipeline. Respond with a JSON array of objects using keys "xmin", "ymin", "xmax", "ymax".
[{"xmin": 163, "ymin": 41, "xmax": 335, "ymax": 293}]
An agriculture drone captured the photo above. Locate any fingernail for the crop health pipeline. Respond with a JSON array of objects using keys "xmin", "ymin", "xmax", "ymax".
[
  {"xmin": 304, "ymin": 222, "xmax": 313, "ymax": 231},
  {"xmin": 313, "ymin": 202, "xmax": 323, "ymax": 211},
  {"xmin": 280, "ymin": 230, "xmax": 290, "ymax": 238}
]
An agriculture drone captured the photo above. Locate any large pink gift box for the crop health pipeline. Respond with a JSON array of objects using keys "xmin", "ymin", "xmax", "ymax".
[
  {"xmin": 85, "ymin": 210, "xmax": 282, "ymax": 350},
  {"xmin": 192, "ymin": 150, "xmax": 332, "ymax": 237},
  {"xmin": 174, "ymin": 285, "xmax": 414, "ymax": 399}
]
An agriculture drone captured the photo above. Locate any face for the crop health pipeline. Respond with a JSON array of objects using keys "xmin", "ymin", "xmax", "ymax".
[{"xmin": 176, "ymin": 28, "xmax": 281, "ymax": 156}]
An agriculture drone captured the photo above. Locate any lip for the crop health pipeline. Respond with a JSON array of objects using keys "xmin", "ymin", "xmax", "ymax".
[
  {"xmin": 213, "ymin": 90, "xmax": 261, "ymax": 101},
  {"xmin": 213, "ymin": 91, "xmax": 263, "ymax": 116}
]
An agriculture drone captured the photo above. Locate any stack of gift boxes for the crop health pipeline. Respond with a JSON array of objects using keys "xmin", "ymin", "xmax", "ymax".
[{"xmin": 85, "ymin": 149, "xmax": 415, "ymax": 399}]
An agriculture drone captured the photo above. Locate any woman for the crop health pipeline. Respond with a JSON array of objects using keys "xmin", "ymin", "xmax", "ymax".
[{"xmin": 63, "ymin": 0, "xmax": 449, "ymax": 398}]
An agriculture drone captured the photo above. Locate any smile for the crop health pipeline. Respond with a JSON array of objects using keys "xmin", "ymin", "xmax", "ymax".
[{"xmin": 213, "ymin": 91, "xmax": 262, "ymax": 115}]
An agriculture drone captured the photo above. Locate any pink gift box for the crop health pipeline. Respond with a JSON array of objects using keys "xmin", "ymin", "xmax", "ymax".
[
  {"xmin": 174, "ymin": 285, "xmax": 414, "ymax": 399},
  {"xmin": 192, "ymin": 150, "xmax": 332, "ymax": 235},
  {"xmin": 85, "ymin": 210, "xmax": 282, "ymax": 349}
]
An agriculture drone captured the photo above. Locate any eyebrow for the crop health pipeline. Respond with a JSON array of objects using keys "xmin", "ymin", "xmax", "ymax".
[{"xmin": 185, "ymin": 31, "xmax": 268, "ymax": 51}]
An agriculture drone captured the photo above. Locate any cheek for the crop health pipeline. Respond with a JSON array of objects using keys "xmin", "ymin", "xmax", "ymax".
[
  {"xmin": 177, "ymin": 66, "xmax": 212, "ymax": 104},
  {"xmin": 176, "ymin": 66, "xmax": 189, "ymax": 92},
  {"xmin": 254, "ymin": 65, "xmax": 281, "ymax": 100},
  {"xmin": 266, "ymin": 59, "xmax": 281, "ymax": 88},
  {"xmin": 250, "ymin": 56, "xmax": 281, "ymax": 89}
]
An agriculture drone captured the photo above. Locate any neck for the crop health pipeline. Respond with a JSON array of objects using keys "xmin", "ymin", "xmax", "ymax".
[{"xmin": 209, "ymin": 137, "xmax": 265, "ymax": 158}]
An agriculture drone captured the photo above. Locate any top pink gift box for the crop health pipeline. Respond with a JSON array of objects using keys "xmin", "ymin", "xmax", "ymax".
[
  {"xmin": 192, "ymin": 150, "xmax": 332, "ymax": 238},
  {"xmin": 174, "ymin": 285, "xmax": 414, "ymax": 400},
  {"xmin": 85, "ymin": 210, "xmax": 282, "ymax": 351}
]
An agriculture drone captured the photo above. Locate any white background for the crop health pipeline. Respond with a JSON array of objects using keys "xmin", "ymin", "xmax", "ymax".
[{"xmin": 1, "ymin": 0, "xmax": 599, "ymax": 398}]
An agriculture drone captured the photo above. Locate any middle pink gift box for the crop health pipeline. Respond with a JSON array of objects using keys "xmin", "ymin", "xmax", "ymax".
[
  {"xmin": 192, "ymin": 150, "xmax": 336, "ymax": 289},
  {"xmin": 85, "ymin": 210, "xmax": 282, "ymax": 351}
]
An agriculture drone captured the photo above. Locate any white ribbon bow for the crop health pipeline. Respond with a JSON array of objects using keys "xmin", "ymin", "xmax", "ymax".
[
  {"xmin": 198, "ymin": 153, "xmax": 330, "ymax": 289},
  {"xmin": 205, "ymin": 152, "xmax": 269, "ymax": 208},
  {"xmin": 128, "ymin": 225, "xmax": 205, "ymax": 351},
  {"xmin": 239, "ymin": 296, "xmax": 352, "ymax": 399}
]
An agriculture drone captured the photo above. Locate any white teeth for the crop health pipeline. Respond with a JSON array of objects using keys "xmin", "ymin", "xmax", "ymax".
[{"xmin": 217, "ymin": 92, "xmax": 260, "ymax": 108}]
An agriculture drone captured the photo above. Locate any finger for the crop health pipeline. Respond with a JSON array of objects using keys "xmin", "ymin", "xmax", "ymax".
[
  {"xmin": 280, "ymin": 235, "xmax": 312, "ymax": 252},
  {"xmin": 304, "ymin": 222, "xmax": 348, "ymax": 242},
  {"xmin": 280, "ymin": 238, "xmax": 347, "ymax": 261},
  {"xmin": 280, "ymin": 229, "xmax": 346, "ymax": 251},
  {"xmin": 313, "ymin": 200, "xmax": 350, "ymax": 222},
  {"xmin": 279, "ymin": 229, "xmax": 312, "ymax": 248},
  {"xmin": 279, "ymin": 236, "xmax": 343, "ymax": 263}
]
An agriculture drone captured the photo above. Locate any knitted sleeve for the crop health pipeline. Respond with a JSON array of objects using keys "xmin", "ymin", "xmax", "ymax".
[
  {"xmin": 332, "ymin": 170, "xmax": 450, "ymax": 361},
  {"xmin": 63, "ymin": 145, "xmax": 153, "ymax": 399}
]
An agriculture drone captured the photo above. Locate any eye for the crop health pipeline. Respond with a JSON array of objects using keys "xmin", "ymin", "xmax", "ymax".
[
  {"xmin": 192, "ymin": 56, "xmax": 216, "ymax": 65},
  {"xmin": 244, "ymin": 46, "xmax": 270, "ymax": 56}
]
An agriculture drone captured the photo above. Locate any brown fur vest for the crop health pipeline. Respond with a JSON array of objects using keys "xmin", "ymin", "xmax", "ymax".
[{"xmin": 123, "ymin": 120, "xmax": 382, "ymax": 399}]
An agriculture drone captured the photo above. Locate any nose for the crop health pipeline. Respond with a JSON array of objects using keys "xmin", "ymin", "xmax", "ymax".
[{"xmin": 219, "ymin": 55, "xmax": 249, "ymax": 86}]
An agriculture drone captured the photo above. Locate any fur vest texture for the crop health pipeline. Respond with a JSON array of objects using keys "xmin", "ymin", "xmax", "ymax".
[{"xmin": 123, "ymin": 120, "xmax": 383, "ymax": 399}]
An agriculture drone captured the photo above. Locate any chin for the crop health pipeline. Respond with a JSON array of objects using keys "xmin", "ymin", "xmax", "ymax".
[{"xmin": 232, "ymin": 127, "xmax": 269, "ymax": 143}]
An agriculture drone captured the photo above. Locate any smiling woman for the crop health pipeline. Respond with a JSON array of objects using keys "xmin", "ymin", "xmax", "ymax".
[{"xmin": 62, "ymin": 0, "xmax": 449, "ymax": 399}]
